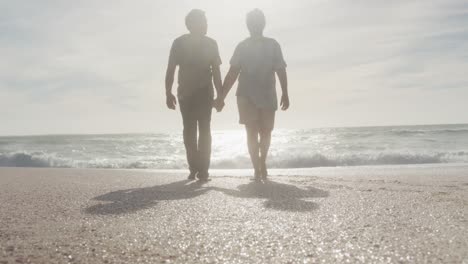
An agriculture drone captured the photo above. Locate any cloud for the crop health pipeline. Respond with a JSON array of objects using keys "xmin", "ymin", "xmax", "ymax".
[{"xmin": 0, "ymin": 0, "xmax": 467, "ymax": 135}]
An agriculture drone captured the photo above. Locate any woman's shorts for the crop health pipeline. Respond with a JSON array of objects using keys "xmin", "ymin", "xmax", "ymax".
[{"xmin": 237, "ymin": 96, "xmax": 275, "ymax": 131}]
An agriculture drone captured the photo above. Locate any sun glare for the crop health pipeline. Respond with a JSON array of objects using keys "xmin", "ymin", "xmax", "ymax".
[{"xmin": 189, "ymin": 0, "xmax": 280, "ymax": 20}]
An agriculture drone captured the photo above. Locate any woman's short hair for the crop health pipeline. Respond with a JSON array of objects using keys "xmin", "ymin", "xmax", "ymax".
[{"xmin": 246, "ymin": 9, "xmax": 266, "ymax": 32}]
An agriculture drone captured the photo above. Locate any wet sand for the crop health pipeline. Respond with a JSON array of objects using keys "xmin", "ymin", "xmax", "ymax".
[{"xmin": 0, "ymin": 165, "xmax": 467, "ymax": 263}]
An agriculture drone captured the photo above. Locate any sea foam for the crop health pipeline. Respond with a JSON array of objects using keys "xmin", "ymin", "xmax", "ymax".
[
  {"xmin": 1, "ymin": 124, "xmax": 467, "ymax": 169},
  {"xmin": 0, "ymin": 150, "xmax": 465, "ymax": 169}
]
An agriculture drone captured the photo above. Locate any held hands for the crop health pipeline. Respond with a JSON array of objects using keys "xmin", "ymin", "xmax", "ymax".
[
  {"xmin": 213, "ymin": 97, "xmax": 225, "ymax": 112},
  {"xmin": 166, "ymin": 93, "xmax": 225, "ymax": 112},
  {"xmin": 166, "ymin": 93, "xmax": 177, "ymax": 110},
  {"xmin": 214, "ymin": 94, "xmax": 287, "ymax": 112},
  {"xmin": 280, "ymin": 94, "xmax": 290, "ymax": 110}
]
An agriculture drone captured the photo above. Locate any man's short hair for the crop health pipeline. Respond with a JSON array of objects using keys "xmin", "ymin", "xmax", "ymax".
[
  {"xmin": 185, "ymin": 9, "xmax": 206, "ymax": 32},
  {"xmin": 246, "ymin": 9, "xmax": 266, "ymax": 32}
]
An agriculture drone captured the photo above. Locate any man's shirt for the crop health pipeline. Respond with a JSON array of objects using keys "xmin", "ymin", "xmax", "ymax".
[
  {"xmin": 230, "ymin": 36, "xmax": 287, "ymax": 110},
  {"xmin": 169, "ymin": 34, "xmax": 222, "ymax": 100}
]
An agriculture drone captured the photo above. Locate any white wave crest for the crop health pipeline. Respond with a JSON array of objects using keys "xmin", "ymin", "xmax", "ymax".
[
  {"xmin": 0, "ymin": 152, "xmax": 71, "ymax": 168},
  {"xmin": 211, "ymin": 152, "xmax": 457, "ymax": 169},
  {"xmin": 1, "ymin": 151, "xmax": 467, "ymax": 169}
]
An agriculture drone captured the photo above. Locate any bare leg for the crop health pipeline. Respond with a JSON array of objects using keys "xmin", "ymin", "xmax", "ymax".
[
  {"xmin": 245, "ymin": 124, "xmax": 261, "ymax": 178},
  {"xmin": 259, "ymin": 128, "xmax": 272, "ymax": 178}
]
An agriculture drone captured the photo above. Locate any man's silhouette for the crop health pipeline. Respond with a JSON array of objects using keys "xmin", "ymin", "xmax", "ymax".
[
  {"xmin": 165, "ymin": 9, "xmax": 222, "ymax": 181},
  {"xmin": 216, "ymin": 9, "xmax": 289, "ymax": 180}
]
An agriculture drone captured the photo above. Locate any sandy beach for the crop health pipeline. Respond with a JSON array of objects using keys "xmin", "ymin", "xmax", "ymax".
[{"xmin": 0, "ymin": 165, "xmax": 467, "ymax": 263}]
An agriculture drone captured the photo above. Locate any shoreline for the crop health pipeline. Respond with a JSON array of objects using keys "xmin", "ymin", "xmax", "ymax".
[{"xmin": 0, "ymin": 162, "xmax": 467, "ymax": 176}]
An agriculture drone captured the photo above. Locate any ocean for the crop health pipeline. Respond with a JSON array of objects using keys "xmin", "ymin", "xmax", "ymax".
[{"xmin": 1, "ymin": 124, "xmax": 467, "ymax": 169}]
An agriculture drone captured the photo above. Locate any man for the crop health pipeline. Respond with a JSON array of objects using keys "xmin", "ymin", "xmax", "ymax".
[
  {"xmin": 165, "ymin": 9, "xmax": 222, "ymax": 181},
  {"xmin": 216, "ymin": 9, "xmax": 289, "ymax": 181}
]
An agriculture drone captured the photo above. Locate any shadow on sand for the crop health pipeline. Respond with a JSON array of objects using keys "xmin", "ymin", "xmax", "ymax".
[
  {"xmin": 213, "ymin": 180, "xmax": 329, "ymax": 212},
  {"xmin": 85, "ymin": 179, "xmax": 329, "ymax": 215},
  {"xmin": 85, "ymin": 180, "xmax": 209, "ymax": 215}
]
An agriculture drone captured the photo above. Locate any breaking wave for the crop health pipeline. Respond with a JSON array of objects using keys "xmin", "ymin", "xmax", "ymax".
[
  {"xmin": 0, "ymin": 152, "xmax": 71, "ymax": 168},
  {"xmin": 1, "ymin": 151, "xmax": 466, "ymax": 169}
]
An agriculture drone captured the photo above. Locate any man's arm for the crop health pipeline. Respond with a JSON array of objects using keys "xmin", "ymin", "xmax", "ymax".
[
  {"xmin": 212, "ymin": 65, "xmax": 222, "ymax": 99},
  {"xmin": 276, "ymin": 68, "xmax": 289, "ymax": 110},
  {"xmin": 165, "ymin": 40, "xmax": 179, "ymax": 110},
  {"xmin": 165, "ymin": 63, "xmax": 177, "ymax": 110},
  {"xmin": 212, "ymin": 65, "xmax": 223, "ymax": 112},
  {"xmin": 214, "ymin": 66, "xmax": 240, "ymax": 111}
]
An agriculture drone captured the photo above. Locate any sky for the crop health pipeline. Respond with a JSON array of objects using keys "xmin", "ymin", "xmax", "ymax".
[{"xmin": 1, "ymin": 0, "xmax": 467, "ymax": 136}]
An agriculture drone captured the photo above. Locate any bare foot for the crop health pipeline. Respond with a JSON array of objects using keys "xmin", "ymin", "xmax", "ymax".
[
  {"xmin": 252, "ymin": 169, "xmax": 262, "ymax": 181},
  {"xmin": 187, "ymin": 171, "xmax": 197, "ymax": 180}
]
